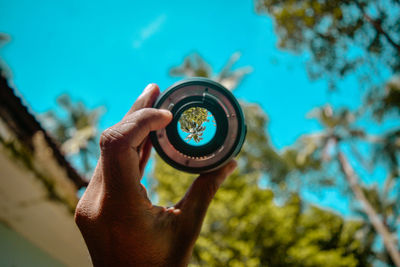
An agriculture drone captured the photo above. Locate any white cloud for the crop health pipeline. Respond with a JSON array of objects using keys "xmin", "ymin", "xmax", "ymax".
[{"xmin": 133, "ymin": 14, "xmax": 167, "ymax": 49}]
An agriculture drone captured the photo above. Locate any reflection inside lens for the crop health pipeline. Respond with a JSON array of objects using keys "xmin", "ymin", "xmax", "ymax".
[{"xmin": 177, "ymin": 107, "xmax": 216, "ymax": 146}]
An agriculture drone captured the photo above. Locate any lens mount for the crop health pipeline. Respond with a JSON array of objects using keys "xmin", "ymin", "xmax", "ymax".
[{"xmin": 150, "ymin": 77, "xmax": 246, "ymax": 173}]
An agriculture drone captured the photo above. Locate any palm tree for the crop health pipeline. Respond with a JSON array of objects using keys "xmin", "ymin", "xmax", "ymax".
[
  {"xmin": 169, "ymin": 52, "xmax": 252, "ymax": 91},
  {"xmin": 40, "ymin": 94, "xmax": 104, "ymax": 176},
  {"xmin": 296, "ymin": 104, "xmax": 400, "ymax": 266}
]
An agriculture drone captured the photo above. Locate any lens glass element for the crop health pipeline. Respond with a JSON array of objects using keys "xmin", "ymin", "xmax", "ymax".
[{"xmin": 177, "ymin": 107, "xmax": 216, "ymax": 146}]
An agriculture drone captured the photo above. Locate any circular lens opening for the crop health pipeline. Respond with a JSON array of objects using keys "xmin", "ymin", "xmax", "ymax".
[{"xmin": 177, "ymin": 107, "xmax": 216, "ymax": 146}]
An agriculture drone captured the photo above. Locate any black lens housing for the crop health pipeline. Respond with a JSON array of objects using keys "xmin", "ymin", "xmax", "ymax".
[{"xmin": 150, "ymin": 77, "xmax": 246, "ymax": 173}]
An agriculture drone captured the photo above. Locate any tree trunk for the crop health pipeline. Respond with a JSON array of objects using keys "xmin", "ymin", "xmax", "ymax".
[{"xmin": 338, "ymin": 151, "xmax": 400, "ymax": 267}]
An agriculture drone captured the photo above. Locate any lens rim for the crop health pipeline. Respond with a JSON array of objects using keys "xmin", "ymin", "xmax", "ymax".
[{"xmin": 150, "ymin": 77, "xmax": 246, "ymax": 173}]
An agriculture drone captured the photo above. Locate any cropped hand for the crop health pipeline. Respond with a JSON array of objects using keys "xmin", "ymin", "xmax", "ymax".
[{"xmin": 75, "ymin": 84, "xmax": 237, "ymax": 266}]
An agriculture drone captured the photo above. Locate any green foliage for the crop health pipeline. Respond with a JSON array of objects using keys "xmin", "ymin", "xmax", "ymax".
[
  {"xmin": 367, "ymin": 75, "xmax": 400, "ymax": 121},
  {"xmin": 256, "ymin": 0, "xmax": 400, "ymax": 90},
  {"xmin": 287, "ymin": 103, "xmax": 400, "ymax": 265},
  {"xmin": 39, "ymin": 94, "xmax": 104, "ymax": 176},
  {"xmin": 257, "ymin": 0, "xmax": 400, "ymax": 264},
  {"xmin": 151, "ymin": 53, "xmax": 373, "ymax": 265},
  {"xmin": 179, "ymin": 107, "xmax": 210, "ymax": 143},
  {"xmin": 153, "ymin": 155, "xmax": 371, "ymax": 266}
]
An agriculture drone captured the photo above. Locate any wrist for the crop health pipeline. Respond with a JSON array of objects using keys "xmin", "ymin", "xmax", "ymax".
[{"xmin": 89, "ymin": 247, "xmax": 189, "ymax": 267}]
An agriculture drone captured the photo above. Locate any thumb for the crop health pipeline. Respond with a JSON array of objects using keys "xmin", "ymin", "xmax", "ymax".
[
  {"xmin": 176, "ymin": 160, "xmax": 237, "ymax": 221},
  {"xmin": 100, "ymin": 108, "xmax": 172, "ymax": 152},
  {"xmin": 99, "ymin": 108, "xmax": 172, "ymax": 190}
]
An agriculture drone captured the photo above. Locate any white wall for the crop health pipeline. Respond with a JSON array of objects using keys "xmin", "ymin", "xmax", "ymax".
[{"xmin": 0, "ymin": 223, "xmax": 64, "ymax": 267}]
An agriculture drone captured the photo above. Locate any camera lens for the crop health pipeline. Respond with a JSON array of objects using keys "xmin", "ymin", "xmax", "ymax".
[{"xmin": 150, "ymin": 77, "xmax": 246, "ymax": 173}]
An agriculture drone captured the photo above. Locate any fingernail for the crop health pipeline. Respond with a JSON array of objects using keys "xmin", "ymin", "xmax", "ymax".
[
  {"xmin": 172, "ymin": 209, "xmax": 181, "ymax": 215},
  {"xmin": 159, "ymin": 109, "xmax": 172, "ymax": 117},
  {"xmin": 144, "ymin": 83, "xmax": 155, "ymax": 92}
]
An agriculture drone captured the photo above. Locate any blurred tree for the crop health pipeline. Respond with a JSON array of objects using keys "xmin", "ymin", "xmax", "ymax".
[
  {"xmin": 256, "ymin": 0, "xmax": 400, "ymax": 265},
  {"xmin": 256, "ymin": 0, "xmax": 400, "ymax": 91},
  {"xmin": 0, "ymin": 33, "xmax": 8, "ymax": 43},
  {"xmin": 154, "ymin": 158, "xmax": 373, "ymax": 266},
  {"xmin": 170, "ymin": 52, "xmax": 253, "ymax": 91},
  {"xmin": 151, "ymin": 53, "xmax": 373, "ymax": 266},
  {"xmin": 0, "ymin": 33, "xmax": 102, "ymax": 178},
  {"xmin": 39, "ymin": 95, "xmax": 104, "ymax": 176},
  {"xmin": 291, "ymin": 105, "xmax": 400, "ymax": 266},
  {"xmin": 0, "ymin": 33, "xmax": 11, "ymax": 77}
]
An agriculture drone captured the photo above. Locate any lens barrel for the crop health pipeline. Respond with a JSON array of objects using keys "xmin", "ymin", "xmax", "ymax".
[{"xmin": 150, "ymin": 77, "xmax": 246, "ymax": 173}]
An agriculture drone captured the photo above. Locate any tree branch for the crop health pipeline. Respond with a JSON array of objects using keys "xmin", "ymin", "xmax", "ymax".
[
  {"xmin": 338, "ymin": 151, "xmax": 400, "ymax": 267},
  {"xmin": 353, "ymin": 0, "xmax": 400, "ymax": 53},
  {"xmin": 363, "ymin": 14, "xmax": 400, "ymax": 54}
]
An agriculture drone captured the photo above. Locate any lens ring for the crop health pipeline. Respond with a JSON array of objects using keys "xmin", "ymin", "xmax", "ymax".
[{"xmin": 150, "ymin": 78, "xmax": 246, "ymax": 173}]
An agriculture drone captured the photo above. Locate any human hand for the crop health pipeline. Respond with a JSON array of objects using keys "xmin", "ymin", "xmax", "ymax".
[{"xmin": 75, "ymin": 84, "xmax": 237, "ymax": 267}]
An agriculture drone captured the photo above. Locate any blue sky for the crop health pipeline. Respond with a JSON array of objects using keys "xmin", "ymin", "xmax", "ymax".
[
  {"xmin": 0, "ymin": 0, "xmax": 372, "ymax": 215},
  {"xmin": 178, "ymin": 111, "xmax": 217, "ymax": 146}
]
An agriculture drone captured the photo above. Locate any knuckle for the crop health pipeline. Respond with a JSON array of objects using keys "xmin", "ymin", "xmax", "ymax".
[
  {"xmin": 99, "ymin": 126, "xmax": 126, "ymax": 151},
  {"xmin": 74, "ymin": 201, "xmax": 90, "ymax": 227},
  {"xmin": 74, "ymin": 198, "xmax": 102, "ymax": 229},
  {"xmin": 132, "ymin": 115, "xmax": 147, "ymax": 129},
  {"xmin": 99, "ymin": 108, "xmax": 158, "ymax": 151},
  {"xmin": 135, "ymin": 108, "xmax": 153, "ymax": 123},
  {"xmin": 123, "ymin": 109, "xmax": 152, "ymax": 129},
  {"xmin": 131, "ymin": 110, "xmax": 152, "ymax": 129}
]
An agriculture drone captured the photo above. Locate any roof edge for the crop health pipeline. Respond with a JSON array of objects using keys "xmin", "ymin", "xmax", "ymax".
[{"xmin": 0, "ymin": 71, "xmax": 88, "ymax": 189}]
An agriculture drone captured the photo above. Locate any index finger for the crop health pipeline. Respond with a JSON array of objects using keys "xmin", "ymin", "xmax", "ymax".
[{"xmin": 123, "ymin": 83, "xmax": 160, "ymax": 120}]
